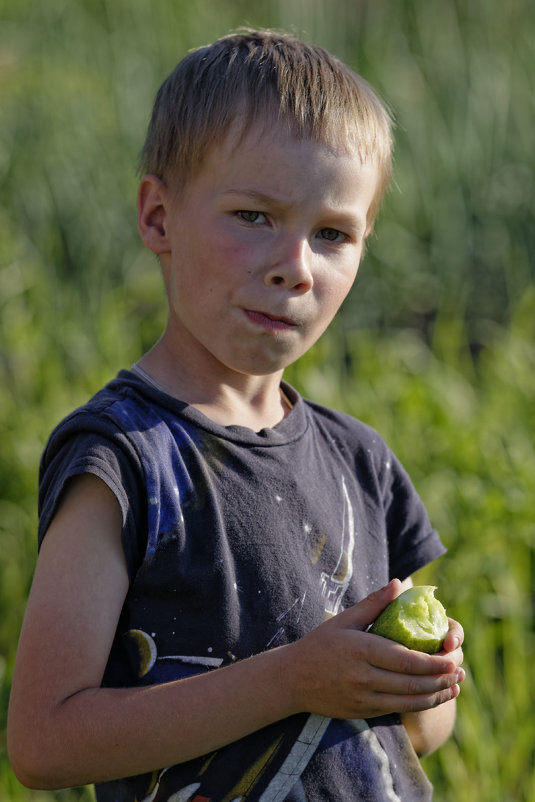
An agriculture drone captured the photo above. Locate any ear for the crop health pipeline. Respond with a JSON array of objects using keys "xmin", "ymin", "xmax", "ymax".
[{"xmin": 137, "ymin": 175, "xmax": 171, "ymax": 255}]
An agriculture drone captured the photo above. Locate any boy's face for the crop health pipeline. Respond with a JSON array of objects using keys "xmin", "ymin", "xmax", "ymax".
[{"xmin": 144, "ymin": 122, "xmax": 378, "ymax": 380}]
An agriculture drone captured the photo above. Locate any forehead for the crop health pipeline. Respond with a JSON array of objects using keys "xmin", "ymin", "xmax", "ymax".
[
  {"xmin": 200, "ymin": 116, "xmax": 375, "ymax": 183},
  {"xmin": 215, "ymin": 119, "xmax": 376, "ymax": 190}
]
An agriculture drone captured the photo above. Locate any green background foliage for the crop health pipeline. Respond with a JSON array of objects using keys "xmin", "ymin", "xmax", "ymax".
[{"xmin": 1, "ymin": 1, "xmax": 534, "ymax": 799}]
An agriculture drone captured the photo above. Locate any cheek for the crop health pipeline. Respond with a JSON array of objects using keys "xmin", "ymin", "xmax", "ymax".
[
  {"xmin": 217, "ymin": 239, "xmax": 258, "ymax": 274},
  {"xmin": 320, "ymin": 263, "xmax": 359, "ymax": 309}
]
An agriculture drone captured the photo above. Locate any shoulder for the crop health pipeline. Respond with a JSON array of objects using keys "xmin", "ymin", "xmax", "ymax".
[
  {"xmin": 38, "ymin": 371, "xmax": 151, "ymax": 493},
  {"xmin": 45, "ymin": 371, "xmax": 146, "ymax": 434},
  {"xmin": 38, "ymin": 370, "xmax": 165, "ymax": 510},
  {"xmin": 301, "ymin": 395, "xmax": 393, "ymax": 464},
  {"xmin": 40, "ymin": 370, "xmax": 158, "ymax": 464},
  {"xmin": 38, "ymin": 371, "xmax": 155, "ymax": 575},
  {"xmin": 303, "ymin": 397, "xmax": 381, "ymax": 438},
  {"xmin": 298, "ymin": 394, "xmax": 424, "ymax": 501}
]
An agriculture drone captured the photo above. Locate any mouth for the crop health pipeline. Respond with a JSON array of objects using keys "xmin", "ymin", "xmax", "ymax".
[{"xmin": 243, "ymin": 309, "xmax": 299, "ymax": 332}]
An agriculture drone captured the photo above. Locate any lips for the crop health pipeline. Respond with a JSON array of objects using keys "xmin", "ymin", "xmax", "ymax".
[{"xmin": 244, "ymin": 309, "xmax": 298, "ymax": 331}]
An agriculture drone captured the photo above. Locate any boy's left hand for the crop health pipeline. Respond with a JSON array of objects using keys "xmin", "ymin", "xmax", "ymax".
[{"xmin": 441, "ymin": 617, "xmax": 464, "ymax": 655}]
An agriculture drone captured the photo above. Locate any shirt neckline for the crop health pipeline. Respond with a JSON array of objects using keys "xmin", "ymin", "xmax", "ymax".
[{"xmin": 116, "ymin": 369, "xmax": 309, "ymax": 447}]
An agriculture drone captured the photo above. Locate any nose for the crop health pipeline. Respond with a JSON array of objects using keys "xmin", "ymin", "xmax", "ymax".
[{"xmin": 264, "ymin": 235, "xmax": 314, "ymax": 293}]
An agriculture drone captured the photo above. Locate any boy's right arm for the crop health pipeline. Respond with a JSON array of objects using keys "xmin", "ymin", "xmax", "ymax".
[{"xmin": 7, "ymin": 473, "xmax": 463, "ymax": 790}]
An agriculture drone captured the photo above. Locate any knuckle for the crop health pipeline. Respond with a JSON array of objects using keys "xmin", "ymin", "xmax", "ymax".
[
  {"xmin": 405, "ymin": 677, "xmax": 422, "ymax": 696},
  {"xmin": 432, "ymin": 687, "xmax": 454, "ymax": 707},
  {"xmin": 397, "ymin": 651, "xmax": 416, "ymax": 674}
]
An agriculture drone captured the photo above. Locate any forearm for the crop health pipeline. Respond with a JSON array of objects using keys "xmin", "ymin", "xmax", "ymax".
[
  {"xmin": 9, "ymin": 644, "xmax": 298, "ymax": 790},
  {"xmin": 401, "ymin": 697, "xmax": 457, "ymax": 757}
]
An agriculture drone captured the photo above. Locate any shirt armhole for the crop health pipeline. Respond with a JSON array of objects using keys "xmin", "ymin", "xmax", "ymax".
[{"xmin": 38, "ymin": 437, "xmax": 146, "ymax": 585}]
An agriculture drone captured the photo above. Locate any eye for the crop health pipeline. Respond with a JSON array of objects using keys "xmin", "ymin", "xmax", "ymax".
[
  {"xmin": 318, "ymin": 227, "xmax": 347, "ymax": 243},
  {"xmin": 237, "ymin": 210, "xmax": 267, "ymax": 224}
]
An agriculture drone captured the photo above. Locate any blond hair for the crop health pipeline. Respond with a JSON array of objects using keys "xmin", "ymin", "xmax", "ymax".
[{"xmin": 140, "ymin": 29, "xmax": 394, "ymax": 226}]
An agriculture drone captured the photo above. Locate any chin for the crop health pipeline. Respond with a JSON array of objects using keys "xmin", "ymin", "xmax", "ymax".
[{"xmin": 227, "ymin": 352, "xmax": 298, "ymax": 377}]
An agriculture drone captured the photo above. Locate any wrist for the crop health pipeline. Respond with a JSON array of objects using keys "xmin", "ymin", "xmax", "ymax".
[
  {"xmin": 264, "ymin": 641, "xmax": 305, "ymax": 717},
  {"xmin": 266, "ymin": 638, "xmax": 318, "ymax": 718}
]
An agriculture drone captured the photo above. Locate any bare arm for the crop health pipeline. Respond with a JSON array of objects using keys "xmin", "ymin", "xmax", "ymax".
[
  {"xmin": 8, "ymin": 475, "xmax": 463, "ymax": 789},
  {"xmin": 397, "ymin": 577, "xmax": 464, "ymax": 757}
]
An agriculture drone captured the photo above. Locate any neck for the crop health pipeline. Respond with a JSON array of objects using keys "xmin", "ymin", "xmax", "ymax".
[
  {"xmin": 135, "ymin": 341, "xmax": 291, "ymax": 431},
  {"xmin": 188, "ymin": 382, "xmax": 292, "ymax": 430}
]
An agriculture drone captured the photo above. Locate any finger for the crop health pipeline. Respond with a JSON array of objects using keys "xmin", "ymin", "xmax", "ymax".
[
  {"xmin": 442, "ymin": 618, "xmax": 465, "ymax": 653},
  {"xmin": 436, "ymin": 644, "xmax": 464, "ymax": 671},
  {"xmin": 367, "ymin": 635, "xmax": 459, "ymax": 676},
  {"xmin": 375, "ymin": 681, "xmax": 462, "ymax": 715},
  {"xmin": 367, "ymin": 663, "xmax": 465, "ymax": 696},
  {"xmin": 337, "ymin": 579, "xmax": 403, "ymax": 631}
]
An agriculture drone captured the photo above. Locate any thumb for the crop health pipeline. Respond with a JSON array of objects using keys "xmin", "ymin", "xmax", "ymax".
[{"xmin": 343, "ymin": 579, "xmax": 402, "ymax": 630}]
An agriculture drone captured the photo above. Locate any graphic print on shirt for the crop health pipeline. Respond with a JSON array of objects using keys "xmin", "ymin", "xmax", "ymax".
[
  {"xmin": 319, "ymin": 475, "xmax": 355, "ymax": 617},
  {"xmin": 124, "ymin": 629, "xmax": 224, "ymax": 678},
  {"xmin": 134, "ymin": 475, "xmax": 357, "ymax": 802}
]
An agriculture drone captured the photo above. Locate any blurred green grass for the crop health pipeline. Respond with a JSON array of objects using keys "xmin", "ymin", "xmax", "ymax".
[{"xmin": 1, "ymin": 1, "xmax": 534, "ymax": 800}]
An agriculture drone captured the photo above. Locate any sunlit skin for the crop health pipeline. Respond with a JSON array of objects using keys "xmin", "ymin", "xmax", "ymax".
[{"xmin": 137, "ymin": 122, "xmax": 379, "ymax": 428}]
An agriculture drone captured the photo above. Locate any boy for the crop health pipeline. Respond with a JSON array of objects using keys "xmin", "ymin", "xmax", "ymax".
[{"xmin": 8, "ymin": 29, "xmax": 464, "ymax": 801}]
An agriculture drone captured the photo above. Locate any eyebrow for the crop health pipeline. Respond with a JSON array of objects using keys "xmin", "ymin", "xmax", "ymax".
[{"xmin": 222, "ymin": 188, "xmax": 290, "ymax": 209}]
